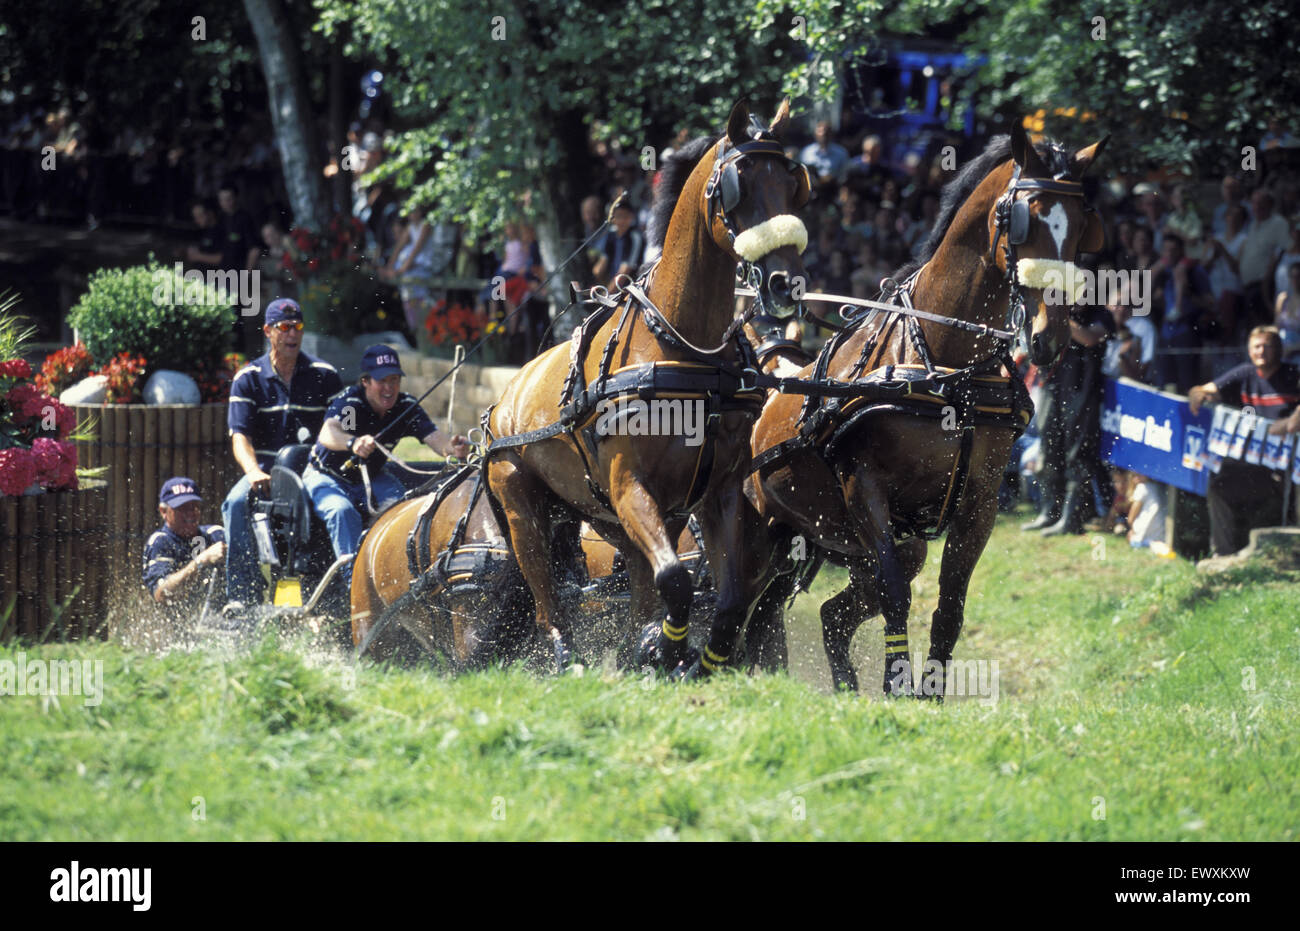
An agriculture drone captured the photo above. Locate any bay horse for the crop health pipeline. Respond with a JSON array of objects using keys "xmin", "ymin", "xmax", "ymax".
[
  {"xmin": 349, "ymin": 463, "xmax": 711, "ymax": 668},
  {"xmin": 746, "ymin": 123, "xmax": 1108, "ymax": 695},
  {"xmin": 486, "ymin": 99, "xmax": 810, "ymax": 674}
]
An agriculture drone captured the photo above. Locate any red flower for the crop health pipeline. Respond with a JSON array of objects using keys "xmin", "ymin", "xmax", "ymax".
[
  {"xmin": 5, "ymin": 382, "xmax": 49, "ymax": 421},
  {"xmin": 31, "ymin": 436, "xmax": 61, "ymax": 473},
  {"xmin": 0, "ymin": 358, "xmax": 32, "ymax": 379},
  {"xmin": 54, "ymin": 401, "xmax": 77, "ymax": 439},
  {"xmin": 0, "ymin": 447, "xmax": 37, "ymax": 496}
]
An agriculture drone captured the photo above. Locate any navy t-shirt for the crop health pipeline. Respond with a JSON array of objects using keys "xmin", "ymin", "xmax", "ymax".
[
  {"xmin": 228, "ymin": 351, "xmax": 343, "ymax": 468},
  {"xmin": 142, "ymin": 524, "xmax": 225, "ymax": 596},
  {"xmin": 1213, "ymin": 361, "xmax": 1300, "ymax": 420},
  {"xmin": 308, "ymin": 385, "xmax": 438, "ymax": 483}
]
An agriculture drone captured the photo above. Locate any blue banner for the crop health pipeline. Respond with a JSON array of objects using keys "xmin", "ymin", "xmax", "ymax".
[{"xmin": 1100, "ymin": 377, "xmax": 1211, "ymax": 496}]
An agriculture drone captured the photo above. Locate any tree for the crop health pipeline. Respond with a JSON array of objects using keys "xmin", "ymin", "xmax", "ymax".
[
  {"xmin": 244, "ymin": 0, "xmax": 331, "ymax": 229},
  {"xmin": 756, "ymin": 0, "xmax": 1300, "ymax": 174},
  {"xmin": 315, "ymin": 0, "xmax": 804, "ymax": 308}
]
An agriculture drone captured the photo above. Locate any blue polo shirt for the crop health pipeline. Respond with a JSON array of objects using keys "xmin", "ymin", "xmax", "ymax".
[
  {"xmin": 228, "ymin": 351, "xmax": 342, "ymax": 468},
  {"xmin": 142, "ymin": 524, "xmax": 225, "ymax": 596},
  {"xmin": 308, "ymin": 385, "xmax": 438, "ymax": 483}
]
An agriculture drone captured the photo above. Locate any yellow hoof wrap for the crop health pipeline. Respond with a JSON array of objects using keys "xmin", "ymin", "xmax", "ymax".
[
  {"xmin": 662, "ymin": 620, "xmax": 688, "ymax": 642},
  {"xmin": 701, "ymin": 647, "xmax": 728, "ymax": 671}
]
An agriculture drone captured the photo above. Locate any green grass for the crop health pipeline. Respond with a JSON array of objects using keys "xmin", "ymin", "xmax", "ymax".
[{"xmin": 2, "ymin": 510, "xmax": 1297, "ymax": 840}]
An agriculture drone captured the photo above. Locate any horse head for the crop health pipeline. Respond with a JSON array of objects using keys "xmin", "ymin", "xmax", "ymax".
[
  {"xmin": 704, "ymin": 98, "xmax": 810, "ymax": 317},
  {"xmin": 988, "ymin": 121, "xmax": 1108, "ymax": 365}
]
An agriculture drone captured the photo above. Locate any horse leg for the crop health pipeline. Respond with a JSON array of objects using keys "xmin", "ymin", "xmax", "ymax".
[
  {"xmin": 819, "ymin": 562, "xmax": 872, "ymax": 693},
  {"xmin": 737, "ymin": 516, "xmax": 792, "ymax": 674},
  {"xmin": 924, "ymin": 491, "xmax": 999, "ymax": 702},
  {"xmin": 691, "ymin": 484, "xmax": 764, "ymax": 679},
  {"xmin": 488, "ymin": 458, "xmax": 571, "ymax": 673},
  {"xmin": 744, "ymin": 570, "xmax": 791, "ymax": 674},
  {"xmin": 841, "ymin": 466, "xmax": 914, "ymax": 696},
  {"xmin": 616, "ymin": 482, "xmax": 694, "ymax": 673}
]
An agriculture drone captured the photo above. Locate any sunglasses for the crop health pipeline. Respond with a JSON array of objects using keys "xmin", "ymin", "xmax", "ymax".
[{"xmin": 270, "ymin": 320, "xmax": 304, "ymax": 332}]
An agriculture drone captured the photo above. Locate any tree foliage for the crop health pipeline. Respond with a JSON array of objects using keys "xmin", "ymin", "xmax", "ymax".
[
  {"xmin": 755, "ymin": 0, "xmax": 1300, "ymax": 174},
  {"xmin": 314, "ymin": 0, "xmax": 804, "ymax": 241}
]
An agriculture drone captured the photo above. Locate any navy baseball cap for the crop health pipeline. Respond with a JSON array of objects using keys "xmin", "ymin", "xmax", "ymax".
[
  {"xmin": 360, "ymin": 345, "xmax": 404, "ymax": 379},
  {"xmin": 265, "ymin": 298, "xmax": 303, "ymax": 326},
  {"xmin": 159, "ymin": 477, "xmax": 202, "ymax": 507}
]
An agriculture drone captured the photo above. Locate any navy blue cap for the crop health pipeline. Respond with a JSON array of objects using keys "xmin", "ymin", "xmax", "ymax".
[
  {"xmin": 159, "ymin": 477, "xmax": 202, "ymax": 507},
  {"xmin": 265, "ymin": 298, "xmax": 303, "ymax": 326},
  {"xmin": 360, "ymin": 345, "xmax": 404, "ymax": 379}
]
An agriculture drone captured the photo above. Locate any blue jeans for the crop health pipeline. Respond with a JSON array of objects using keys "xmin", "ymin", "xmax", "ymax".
[
  {"xmin": 221, "ymin": 473, "xmax": 312, "ymax": 605},
  {"xmin": 303, "ymin": 466, "xmax": 404, "ymax": 589}
]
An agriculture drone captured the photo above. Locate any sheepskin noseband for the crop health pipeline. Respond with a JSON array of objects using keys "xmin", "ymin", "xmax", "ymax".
[
  {"xmin": 1016, "ymin": 258, "xmax": 1089, "ymax": 305},
  {"xmin": 733, "ymin": 215, "xmax": 808, "ymax": 262}
]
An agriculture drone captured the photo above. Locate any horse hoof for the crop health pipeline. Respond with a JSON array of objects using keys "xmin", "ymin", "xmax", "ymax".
[
  {"xmin": 634, "ymin": 622, "xmax": 685, "ymax": 672},
  {"xmin": 668, "ymin": 649, "xmax": 704, "ymax": 682},
  {"xmin": 551, "ymin": 632, "xmax": 572, "ymax": 674}
]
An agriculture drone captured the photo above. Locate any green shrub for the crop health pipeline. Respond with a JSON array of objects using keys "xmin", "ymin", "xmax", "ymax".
[{"xmin": 67, "ymin": 259, "xmax": 233, "ymax": 377}]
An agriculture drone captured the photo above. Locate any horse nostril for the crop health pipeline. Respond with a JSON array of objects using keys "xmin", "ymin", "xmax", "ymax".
[{"xmin": 768, "ymin": 272, "xmax": 791, "ymax": 302}]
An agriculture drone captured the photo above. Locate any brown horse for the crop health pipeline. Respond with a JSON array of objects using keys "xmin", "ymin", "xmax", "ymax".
[
  {"xmin": 350, "ymin": 467, "xmax": 531, "ymax": 666},
  {"xmin": 486, "ymin": 99, "xmax": 810, "ymax": 674},
  {"xmin": 746, "ymin": 123, "xmax": 1107, "ymax": 695},
  {"xmin": 349, "ymin": 466, "xmax": 711, "ymax": 668}
]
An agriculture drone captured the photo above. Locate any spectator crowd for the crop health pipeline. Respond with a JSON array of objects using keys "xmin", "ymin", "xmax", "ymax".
[{"xmin": 6, "ymin": 100, "xmax": 1300, "ymax": 558}]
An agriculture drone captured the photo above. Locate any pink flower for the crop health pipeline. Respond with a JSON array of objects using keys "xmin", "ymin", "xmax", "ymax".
[
  {"xmin": 31, "ymin": 437, "xmax": 61, "ymax": 473},
  {"xmin": 0, "ymin": 358, "xmax": 32, "ymax": 379},
  {"xmin": 0, "ymin": 447, "xmax": 37, "ymax": 496},
  {"xmin": 55, "ymin": 402, "xmax": 77, "ymax": 439}
]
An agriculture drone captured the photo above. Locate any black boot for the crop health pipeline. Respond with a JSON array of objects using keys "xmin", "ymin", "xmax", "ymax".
[
  {"xmin": 1021, "ymin": 504, "xmax": 1060, "ymax": 531},
  {"xmin": 1041, "ymin": 483, "xmax": 1085, "ymax": 536}
]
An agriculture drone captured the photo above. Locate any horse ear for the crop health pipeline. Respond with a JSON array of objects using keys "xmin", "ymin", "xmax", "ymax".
[
  {"xmin": 726, "ymin": 99, "xmax": 752, "ymax": 146},
  {"xmin": 1073, "ymin": 135, "xmax": 1110, "ymax": 176},
  {"xmin": 769, "ymin": 98, "xmax": 792, "ymax": 135},
  {"xmin": 1010, "ymin": 120, "xmax": 1047, "ymax": 176}
]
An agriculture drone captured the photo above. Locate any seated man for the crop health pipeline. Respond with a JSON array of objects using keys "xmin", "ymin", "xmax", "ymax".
[
  {"xmin": 304, "ymin": 345, "xmax": 470, "ymax": 587},
  {"xmin": 1188, "ymin": 326, "xmax": 1300, "ymax": 556},
  {"xmin": 223, "ymin": 298, "xmax": 342, "ymax": 610},
  {"xmin": 143, "ymin": 477, "xmax": 226, "ymax": 617}
]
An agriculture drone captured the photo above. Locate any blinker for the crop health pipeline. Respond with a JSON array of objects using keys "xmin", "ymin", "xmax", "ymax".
[{"xmin": 1008, "ymin": 198, "xmax": 1030, "ymax": 245}]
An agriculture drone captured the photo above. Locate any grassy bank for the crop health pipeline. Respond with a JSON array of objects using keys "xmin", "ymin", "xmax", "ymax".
[{"xmin": 2, "ymin": 510, "xmax": 1296, "ymax": 840}]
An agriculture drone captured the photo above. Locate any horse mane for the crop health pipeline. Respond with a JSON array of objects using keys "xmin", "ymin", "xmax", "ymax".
[
  {"xmin": 889, "ymin": 133, "xmax": 1075, "ymax": 283},
  {"xmin": 648, "ymin": 134, "xmax": 719, "ymax": 251}
]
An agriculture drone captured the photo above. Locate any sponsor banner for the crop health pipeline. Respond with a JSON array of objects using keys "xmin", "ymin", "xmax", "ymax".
[{"xmin": 1100, "ymin": 377, "xmax": 1210, "ymax": 496}]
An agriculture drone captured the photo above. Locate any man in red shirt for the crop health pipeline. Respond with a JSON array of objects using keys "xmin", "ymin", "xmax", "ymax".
[{"xmin": 1189, "ymin": 326, "xmax": 1300, "ymax": 555}]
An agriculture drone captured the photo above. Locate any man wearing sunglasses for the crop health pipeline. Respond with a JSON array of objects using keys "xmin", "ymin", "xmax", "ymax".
[{"xmin": 222, "ymin": 298, "xmax": 343, "ymax": 612}]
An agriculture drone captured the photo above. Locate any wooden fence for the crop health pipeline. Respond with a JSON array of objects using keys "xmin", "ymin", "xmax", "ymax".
[{"xmin": 0, "ymin": 478, "xmax": 109, "ymax": 640}]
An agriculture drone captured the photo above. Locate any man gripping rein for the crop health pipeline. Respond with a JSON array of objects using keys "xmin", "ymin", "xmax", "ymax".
[{"xmin": 304, "ymin": 345, "xmax": 469, "ymax": 588}]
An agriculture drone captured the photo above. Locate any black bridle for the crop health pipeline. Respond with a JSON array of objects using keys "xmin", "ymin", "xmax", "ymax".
[
  {"xmin": 702, "ymin": 118, "xmax": 810, "ymax": 317},
  {"xmin": 989, "ymin": 163, "xmax": 1087, "ymax": 346}
]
